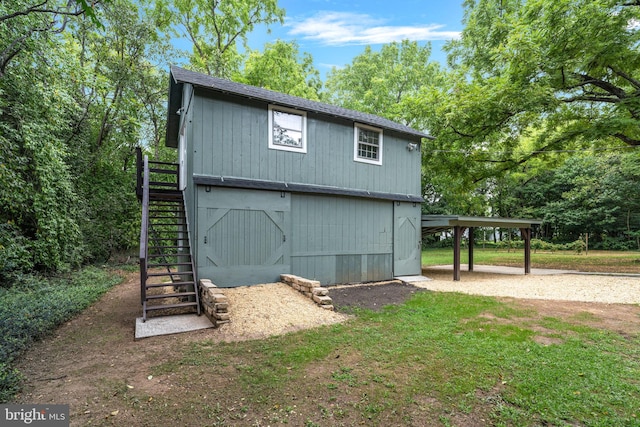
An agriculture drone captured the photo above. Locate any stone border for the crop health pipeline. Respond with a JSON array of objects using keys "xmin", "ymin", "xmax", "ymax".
[
  {"xmin": 280, "ymin": 274, "xmax": 334, "ymax": 311},
  {"xmin": 199, "ymin": 279, "xmax": 230, "ymax": 327}
]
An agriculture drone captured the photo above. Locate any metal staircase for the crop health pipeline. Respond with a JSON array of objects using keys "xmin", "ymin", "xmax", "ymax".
[{"xmin": 137, "ymin": 148, "xmax": 200, "ymax": 321}]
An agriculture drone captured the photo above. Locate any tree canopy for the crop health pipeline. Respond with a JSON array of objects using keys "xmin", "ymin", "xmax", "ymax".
[
  {"xmin": 414, "ymin": 0, "xmax": 640, "ymax": 213},
  {"xmin": 154, "ymin": 0, "xmax": 284, "ymax": 78},
  {"xmin": 2, "ymin": 0, "xmax": 640, "ymax": 282},
  {"xmin": 236, "ymin": 40, "xmax": 322, "ymax": 100},
  {"xmin": 325, "ymin": 40, "xmax": 445, "ymax": 131}
]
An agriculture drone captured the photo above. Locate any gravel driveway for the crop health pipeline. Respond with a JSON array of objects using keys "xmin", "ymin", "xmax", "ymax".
[{"xmin": 415, "ymin": 266, "xmax": 640, "ymax": 304}]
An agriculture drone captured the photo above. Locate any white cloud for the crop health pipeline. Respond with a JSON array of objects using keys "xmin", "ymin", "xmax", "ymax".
[{"xmin": 287, "ymin": 11, "xmax": 461, "ymax": 46}]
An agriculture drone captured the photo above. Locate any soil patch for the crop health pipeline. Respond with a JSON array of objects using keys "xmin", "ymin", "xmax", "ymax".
[{"xmin": 329, "ymin": 281, "xmax": 428, "ymax": 312}]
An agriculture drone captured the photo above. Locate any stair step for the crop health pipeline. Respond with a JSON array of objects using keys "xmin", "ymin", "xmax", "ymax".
[
  {"xmin": 145, "ymin": 281, "xmax": 195, "ymax": 288},
  {"xmin": 147, "ymin": 253, "xmax": 188, "ymax": 258},
  {"xmin": 149, "ymin": 245, "xmax": 189, "ymax": 251},
  {"xmin": 145, "ymin": 302, "xmax": 199, "ymax": 311},
  {"xmin": 147, "ymin": 271, "xmax": 193, "ymax": 277},
  {"xmin": 147, "ymin": 256, "xmax": 189, "ymax": 261},
  {"xmin": 149, "ymin": 181, "xmax": 178, "ymax": 187},
  {"xmin": 149, "ymin": 193, "xmax": 182, "ymax": 200},
  {"xmin": 147, "ymin": 262, "xmax": 193, "ymax": 268},
  {"xmin": 149, "ymin": 167, "xmax": 178, "ymax": 174},
  {"xmin": 146, "ymin": 292, "xmax": 196, "ymax": 300}
]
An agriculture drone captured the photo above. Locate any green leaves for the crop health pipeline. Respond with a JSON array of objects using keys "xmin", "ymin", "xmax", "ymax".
[
  {"xmin": 326, "ymin": 40, "xmax": 444, "ymax": 130},
  {"xmin": 236, "ymin": 40, "xmax": 322, "ymax": 100},
  {"xmin": 160, "ymin": 0, "xmax": 284, "ymax": 78}
]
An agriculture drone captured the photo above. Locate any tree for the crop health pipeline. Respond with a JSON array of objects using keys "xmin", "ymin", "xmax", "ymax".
[
  {"xmin": 418, "ymin": 0, "xmax": 640, "ymax": 213},
  {"xmin": 157, "ymin": 0, "xmax": 284, "ymax": 78},
  {"xmin": 0, "ymin": 0, "xmax": 175, "ymax": 276},
  {"xmin": 325, "ymin": 40, "xmax": 445, "ymax": 130},
  {"xmin": 236, "ymin": 40, "xmax": 322, "ymax": 100},
  {"xmin": 0, "ymin": 22, "xmax": 84, "ymax": 274},
  {"xmin": 455, "ymin": 0, "xmax": 639, "ymax": 144},
  {"xmin": 0, "ymin": 0, "xmax": 105, "ymax": 77},
  {"xmin": 490, "ymin": 152, "xmax": 640, "ymax": 246},
  {"xmin": 66, "ymin": 0, "xmax": 175, "ymax": 261}
]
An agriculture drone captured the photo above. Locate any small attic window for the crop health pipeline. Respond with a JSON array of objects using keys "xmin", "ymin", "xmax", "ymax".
[
  {"xmin": 354, "ymin": 123, "xmax": 383, "ymax": 165},
  {"xmin": 268, "ymin": 105, "xmax": 307, "ymax": 153}
]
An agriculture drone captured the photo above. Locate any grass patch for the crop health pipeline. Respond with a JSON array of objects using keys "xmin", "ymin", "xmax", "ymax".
[
  {"xmin": 148, "ymin": 292, "xmax": 640, "ymax": 426},
  {"xmin": 422, "ymin": 248, "xmax": 640, "ymax": 273},
  {"xmin": 0, "ymin": 267, "xmax": 122, "ymax": 402}
]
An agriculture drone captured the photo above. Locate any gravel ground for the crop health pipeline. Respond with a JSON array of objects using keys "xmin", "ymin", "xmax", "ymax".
[
  {"xmin": 212, "ymin": 270, "xmax": 640, "ymax": 341},
  {"xmin": 416, "ymin": 269, "xmax": 640, "ymax": 304},
  {"xmin": 213, "ymin": 283, "xmax": 351, "ymax": 341}
]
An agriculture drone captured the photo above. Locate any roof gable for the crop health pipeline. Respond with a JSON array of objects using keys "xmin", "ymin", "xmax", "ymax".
[{"xmin": 166, "ymin": 65, "xmax": 432, "ymax": 147}]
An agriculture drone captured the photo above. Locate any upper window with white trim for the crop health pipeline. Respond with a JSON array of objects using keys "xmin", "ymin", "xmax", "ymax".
[
  {"xmin": 268, "ymin": 105, "xmax": 307, "ymax": 153},
  {"xmin": 354, "ymin": 123, "xmax": 383, "ymax": 165}
]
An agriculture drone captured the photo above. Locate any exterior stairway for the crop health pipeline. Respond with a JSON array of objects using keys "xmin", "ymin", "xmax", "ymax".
[{"xmin": 137, "ymin": 148, "xmax": 200, "ymax": 321}]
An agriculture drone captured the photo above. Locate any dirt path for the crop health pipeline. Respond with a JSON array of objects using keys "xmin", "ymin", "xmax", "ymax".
[{"xmin": 12, "ymin": 269, "xmax": 640, "ymax": 426}]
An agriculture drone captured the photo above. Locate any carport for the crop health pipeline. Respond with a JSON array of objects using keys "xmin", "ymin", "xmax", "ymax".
[{"xmin": 422, "ymin": 215, "xmax": 543, "ymax": 281}]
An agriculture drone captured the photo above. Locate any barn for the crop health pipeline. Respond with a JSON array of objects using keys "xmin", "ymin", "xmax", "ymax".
[{"xmin": 136, "ymin": 66, "xmax": 430, "ymax": 319}]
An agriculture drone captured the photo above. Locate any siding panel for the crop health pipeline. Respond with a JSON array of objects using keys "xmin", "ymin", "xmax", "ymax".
[
  {"xmin": 291, "ymin": 194, "xmax": 393, "ymax": 284},
  {"xmin": 193, "ymin": 90, "xmax": 421, "ymax": 197}
]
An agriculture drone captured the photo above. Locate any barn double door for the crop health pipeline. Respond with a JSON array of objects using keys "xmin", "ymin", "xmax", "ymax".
[{"xmin": 197, "ymin": 187, "xmax": 290, "ymax": 287}]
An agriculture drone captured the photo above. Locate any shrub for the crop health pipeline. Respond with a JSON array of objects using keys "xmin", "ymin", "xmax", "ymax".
[
  {"xmin": 597, "ymin": 236, "xmax": 636, "ymax": 251},
  {"xmin": 0, "ymin": 267, "xmax": 121, "ymax": 402},
  {"xmin": 0, "ymin": 223, "xmax": 34, "ymax": 285},
  {"xmin": 568, "ymin": 239, "xmax": 587, "ymax": 254}
]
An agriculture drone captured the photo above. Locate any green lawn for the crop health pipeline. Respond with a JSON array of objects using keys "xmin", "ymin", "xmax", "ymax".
[
  {"xmin": 144, "ymin": 291, "xmax": 640, "ymax": 426},
  {"xmin": 422, "ymin": 248, "xmax": 640, "ymax": 273},
  {"xmin": 5, "ymin": 253, "xmax": 640, "ymax": 425}
]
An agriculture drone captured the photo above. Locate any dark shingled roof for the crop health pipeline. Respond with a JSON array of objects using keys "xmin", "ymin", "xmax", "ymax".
[{"xmin": 166, "ymin": 65, "xmax": 432, "ymax": 147}]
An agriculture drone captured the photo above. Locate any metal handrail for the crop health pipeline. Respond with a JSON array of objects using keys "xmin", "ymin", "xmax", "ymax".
[{"xmin": 139, "ymin": 155, "xmax": 150, "ymax": 305}]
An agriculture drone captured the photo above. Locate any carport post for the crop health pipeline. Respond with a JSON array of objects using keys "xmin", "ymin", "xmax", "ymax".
[
  {"xmin": 521, "ymin": 227, "xmax": 532, "ymax": 274},
  {"xmin": 468, "ymin": 227, "xmax": 474, "ymax": 272},
  {"xmin": 453, "ymin": 226, "xmax": 463, "ymax": 281}
]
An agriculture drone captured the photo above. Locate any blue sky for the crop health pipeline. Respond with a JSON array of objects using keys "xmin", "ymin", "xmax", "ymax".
[{"xmin": 245, "ymin": 0, "xmax": 465, "ymax": 78}]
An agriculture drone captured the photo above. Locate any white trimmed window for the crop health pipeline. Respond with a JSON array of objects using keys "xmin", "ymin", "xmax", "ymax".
[
  {"xmin": 268, "ymin": 105, "xmax": 307, "ymax": 153},
  {"xmin": 354, "ymin": 123, "xmax": 383, "ymax": 165}
]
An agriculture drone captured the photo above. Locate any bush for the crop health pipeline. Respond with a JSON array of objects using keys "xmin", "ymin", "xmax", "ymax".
[
  {"xmin": 0, "ymin": 223, "xmax": 34, "ymax": 284},
  {"xmin": 0, "ymin": 267, "xmax": 121, "ymax": 402},
  {"xmin": 531, "ymin": 239, "xmax": 557, "ymax": 253},
  {"xmin": 597, "ymin": 236, "xmax": 636, "ymax": 251},
  {"xmin": 568, "ymin": 239, "xmax": 587, "ymax": 254},
  {"xmin": 0, "ymin": 363, "xmax": 21, "ymax": 403}
]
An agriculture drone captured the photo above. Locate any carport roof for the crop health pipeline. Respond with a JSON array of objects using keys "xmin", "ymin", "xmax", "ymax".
[{"xmin": 422, "ymin": 215, "xmax": 542, "ymax": 235}]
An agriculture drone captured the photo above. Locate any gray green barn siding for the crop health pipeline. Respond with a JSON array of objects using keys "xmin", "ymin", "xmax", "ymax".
[
  {"xmin": 290, "ymin": 194, "xmax": 394, "ymax": 284},
  {"xmin": 182, "ymin": 85, "xmax": 423, "ymax": 286},
  {"xmin": 191, "ymin": 90, "xmax": 421, "ymax": 196}
]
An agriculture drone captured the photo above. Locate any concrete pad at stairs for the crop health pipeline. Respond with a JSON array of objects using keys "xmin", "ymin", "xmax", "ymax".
[{"xmin": 135, "ymin": 314, "xmax": 214, "ymax": 340}]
